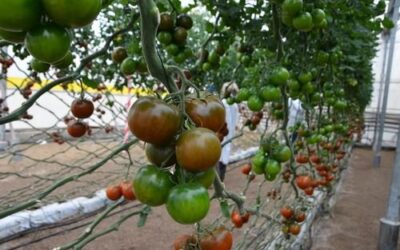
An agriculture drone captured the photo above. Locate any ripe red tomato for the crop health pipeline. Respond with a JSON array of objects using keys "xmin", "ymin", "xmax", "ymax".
[
  {"xmin": 280, "ymin": 206, "xmax": 294, "ymax": 219},
  {"xmin": 128, "ymin": 97, "xmax": 181, "ymax": 146},
  {"xmin": 106, "ymin": 185, "xmax": 122, "ymax": 201},
  {"xmin": 304, "ymin": 187, "xmax": 314, "ymax": 196},
  {"xmin": 173, "ymin": 234, "xmax": 196, "ymax": 250},
  {"xmin": 241, "ymin": 212, "xmax": 250, "ymax": 223},
  {"xmin": 71, "ymin": 99, "xmax": 94, "ymax": 119},
  {"xmin": 185, "ymin": 95, "xmax": 226, "ymax": 133},
  {"xmin": 120, "ymin": 181, "xmax": 135, "ymax": 201},
  {"xmin": 296, "ymin": 175, "xmax": 312, "ymax": 190},
  {"xmin": 289, "ymin": 223, "xmax": 301, "ymax": 235},
  {"xmin": 176, "ymin": 128, "xmax": 221, "ymax": 172},
  {"xmin": 67, "ymin": 121, "xmax": 87, "ymax": 138},
  {"xmin": 241, "ymin": 163, "xmax": 252, "ymax": 175},
  {"xmin": 295, "ymin": 212, "xmax": 306, "ymax": 223},
  {"xmin": 296, "ymin": 154, "xmax": 309, "ymax": 164},
  {"xmin": 200, "ymin": 227, "xmax": 233, "ymax": 250},
  {"xmin": 231, "ymin": 210, "xmax": 243, "ymax": 228},
  {"xmin": 310, "ymin": 154, "xmax": 321, "ymax": 164}
]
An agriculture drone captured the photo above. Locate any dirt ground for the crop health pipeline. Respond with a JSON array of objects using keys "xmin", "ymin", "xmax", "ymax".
[
  {"xmin": 311, "ymin": 148, "xmax": 396, "ymax": 250},
  {"xmin": 0, "ymin": 147, "xmax": 397, "ymax": 250}
]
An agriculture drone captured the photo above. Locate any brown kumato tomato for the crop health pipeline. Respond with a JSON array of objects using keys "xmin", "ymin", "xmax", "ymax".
[
  {"xmin": 128, "ymin": 97, "xmax": 181, "ymax": 145},
  {"xmin": 185, "ymin": 95, "xmax": 226, "ymax": 132},
  {"xmin": 145, "ymin": 143, "xmax": 176, "ymax": 167},
  {"xmin": 70, "ymin": 99, "xmax": 94, "ymax": 118},
  {"xmin": 200, "ymin": 227, "xmax": 233, "ymax": 250},
  {"xmin": 67, "ymin": 121, "xmax": 87, "ymax": 138},
  {"xmin": 176, "ymin": 128, "xmax": 221, "ymax": 172}
]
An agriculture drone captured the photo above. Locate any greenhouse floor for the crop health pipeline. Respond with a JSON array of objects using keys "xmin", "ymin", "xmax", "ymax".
[{"xmin": 312, "ymin": 148, "xmax": 396, "ymax": 250}]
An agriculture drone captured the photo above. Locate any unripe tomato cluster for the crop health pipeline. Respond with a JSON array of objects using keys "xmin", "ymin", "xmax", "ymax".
[
  {"xmin": 127, "ymin": 93, "xmax": 226, "ymax": 224},
  {"xmin": 281, "ymin": 0, "xmax": 327, "ymax": 32},
  {"xmin": 251, "ymin": 137, "xmax": 291, "ymax": 181},
  {"xmin": 158, "ymin": 13, "xmax": 194, "ymax": 64},
  {"xmin": 280, "ymin": 206, "xmax": 306, "ymax": 236},
  {"xmin": 113, "ymin": 46, "xmax": 148, "ymax": 76},
  {"xmin": 0, "ymin": 0, "xmax": 103, "ymax": 72},
  {"xmin": 201, "ymin": 41, "xmax": 228, "ymax": 72}
]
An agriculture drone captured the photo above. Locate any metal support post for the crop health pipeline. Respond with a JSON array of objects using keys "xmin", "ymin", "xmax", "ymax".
[
  {"xmin": 373, "ymin": 0, "xmax": 400, "ymax": 167},
  {"xmin": 378, "ymin": 124, "xmax": 400, "ymax": 249}
]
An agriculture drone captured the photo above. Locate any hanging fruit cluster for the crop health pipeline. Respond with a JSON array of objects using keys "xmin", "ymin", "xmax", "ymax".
[
  {"xmin": 67, "ymin": 98, "xmax": 95, "ymax": 138},
  {"xmin": 280, "ymin": 206, "xmax": 306, "ymax": 236},
  {"xmin": 281, "ymin": 0, "xmax": 327, "ymax": 31},
  {"xmin": 0, "ymin": 0, "xmax": 103, "ymax": 72},
  {"xmin": 157, "ymin": 13, "xmax": 194, "ymax": 64},
  {"xmin": 127, "ymin": 92, "xmax": 225, "ymax": 224},
  {"xmin": 250, "ymin": 136, "xmax": 291, "ymax": 181}
]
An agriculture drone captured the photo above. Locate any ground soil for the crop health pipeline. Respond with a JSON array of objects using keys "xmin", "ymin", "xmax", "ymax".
[
  {"xmin": 311, "ymin": 148, "xmax": 396, "ymax": 250},
  {"xmin": 0, "ymin": 147, "xmax": 396, "ymax": 250}
]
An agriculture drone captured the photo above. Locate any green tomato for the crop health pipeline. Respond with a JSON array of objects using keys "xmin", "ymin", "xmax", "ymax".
[
  {"xmin": 30, "ymin": 58, "xmax": 50, "ymax": 73},
  {"xmin": 208, "ymin": 51, "xmax": 220, "ymax": 65},
  {"xmin": 293, "ymin": 12, "xmax": 314, "ymax": 32},
  {"xmin": 0, "ymin": 29, "xmax": 26, "ymax": 43},
  {"xmin": 315, "ymin": 18, "xmax": 328, "ymax": 29},
  {"xmin": 334, "ymin": 100, "xmax": 347, "ymax": 111},
  {"xmin": 282, "ymin": 0, "xmax": 303, "ymax": 16},
  {"xmin": 166, "ymin": 183, "xmax": 210, "ymax": 224},
  {"xmin": 42, "ymin": 0, "xmax": 102, "ymax": 28},
  {"xmin": 264, "ymin": 172, "xmax": 278, "ymax": 181},
  {"xmin": 247, "ymin": 95, "xmax": 264, "ymax": 112},
  {"xmin": 307, "ymin": 134, "xmax": 320, "ymax": 145},
  {"xmin": 120, "ymin": 58, "xmax": 138, "ymax": 75},
  {"xmin": 260, "ymin": 86, "xmax": 281, "ymax": 102},
  {"xmin": 202, "ymin": 62, "xmax": 212, "ymax": 72},
  {"xmin": 272, "ymin": 146, "xmax": 291, "ymax": 163},
  {"xmin": 302, "ymin": 82, "xmax": 315, "ymax": 94},
  {"xmin": 287, "ymin": 79, "xmax": 300, "ymax": 92},
  {"xmin": 236, "ymin": 88, "xmax": 251, "ymax": 102},
  {"xmin": 183, "ymin": 47, "xmax": 193, "ymax": 58},
  {"xmin": 174, "ymin": 53, "xmax": 186, "ymax": 64},
  {"xmin": 226, "ymin": 97, "xmax": 235, "ymax": 105},
  {"xmin": 265, "ymin": 159, "xmax": 281, "ymax": 176},
  {"xmin": 270, "ymin": 67, "xmax": 290, "ymax": 85},
  {"xmin": 133, "ymin": 165, "xmax": 174, "ymax": 206},
  {"xmin": 252, "ymin": 152, "xmax": 266, "ymax": 175},
  {"xmin": 25, "ymin": 24, "xmax": 71, "ymax": 64},
  {"xmin": 298, "ymin": 72, "xmax": 312, "ymax": 84},
  {"xmin": 166, "ymin": 44, "xmax": 179, "ymax": 56},
  {"xmin": 0, "ymin": 0, "xmax": 42, "ymax": 32},
  {"xmin": 158, "ymin": 31, "xmax": 173, "ymax": 45},
  {"xmin": 192, "ymin": 168, "xmax": 216, "ymax": 188},
  {"xmin": 312, "ymin": 9, "xmax": 326, "ymax": 25},
  {"xmin": 53, "ymin": 51, "xmax": 73, "ymax": 69},
  {"xmin": 282, "ymin": 10, "xmax": 294, "ymax": 26},
  {"xmin": 316, "ymin": 51, "xmax": 329, "ymax": 64}
]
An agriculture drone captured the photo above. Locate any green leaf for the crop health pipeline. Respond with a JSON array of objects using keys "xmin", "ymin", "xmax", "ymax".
[
  {"xmin": 82, "ymin": 76, "xmax": 99, "ymax": 89},
  {"xmin": 219, "ymin": 200, "xmax": 230, "ymax": 218},
  {"xmin": 137, "ymin": 206, "xmax": 151, "ymax": 228}
]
